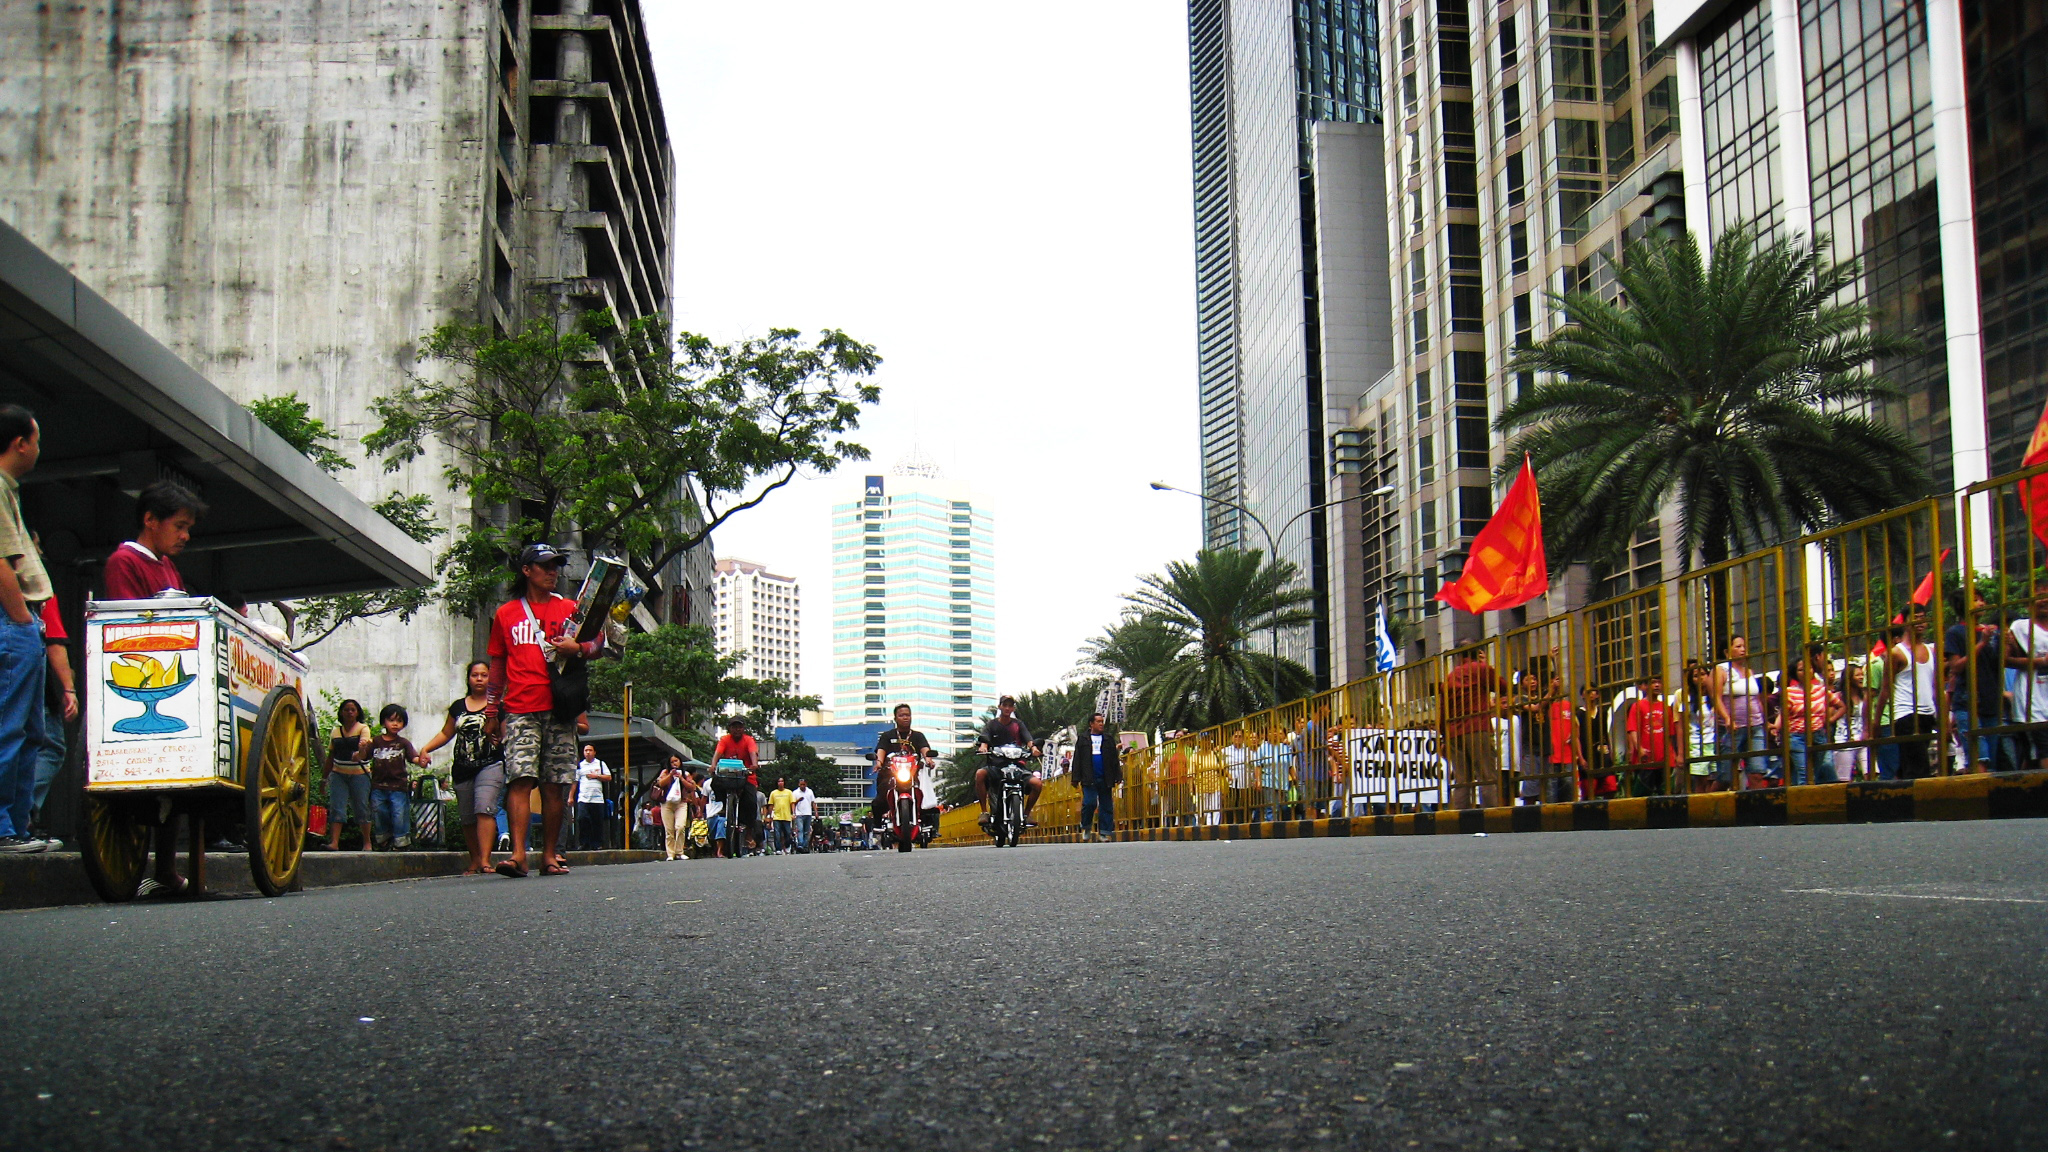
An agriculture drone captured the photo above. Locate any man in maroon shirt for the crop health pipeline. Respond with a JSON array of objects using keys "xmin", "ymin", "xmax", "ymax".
[{"xmin": 102, "ymin": 481, "xmax": 205, "ymax": 600}]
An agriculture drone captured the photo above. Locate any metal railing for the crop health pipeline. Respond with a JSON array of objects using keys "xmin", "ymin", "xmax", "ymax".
[{"xmin": 948, "ymin": 467, "xmax": 2048, "ymax": 843}]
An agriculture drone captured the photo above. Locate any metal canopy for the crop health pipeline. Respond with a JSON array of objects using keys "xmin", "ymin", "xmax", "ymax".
[{"xmin": 0, "ymin": 218, "xmax": 433, "ymax": 601}]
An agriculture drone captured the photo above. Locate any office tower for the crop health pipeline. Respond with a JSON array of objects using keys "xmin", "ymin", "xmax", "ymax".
[
  {"xmin": 1189, "ymin": 0, "xmax": 1389, "ymax": 686},
  {"xmin": 830, "ymin": 459, "xmax": 994, "ymax": 751},
  {"xmin": 1363, "ymin": 0, "xmax": 1680, "ymax": 658},
  {"xmin": 0, "ymin": 0, "xmax": 709, "ymax": 712},
  {"xmin": 713, "ymin": 559, "xmax": 801, "ymax": 696}
]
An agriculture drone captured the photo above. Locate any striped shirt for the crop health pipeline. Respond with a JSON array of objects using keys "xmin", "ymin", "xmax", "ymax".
[{"xmin": 1779, "ymin": 680, "xmax": 1840, "ymax": 734}]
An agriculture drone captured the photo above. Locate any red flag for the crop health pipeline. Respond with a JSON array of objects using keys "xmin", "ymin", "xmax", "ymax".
[
  {"xmin": 2020, "ymin": 396, "xmax": 2048, "ymax": 547},
  {"xmin": 1910, "ymin": 549, "xmax": 1952, "ymax": 607},
  {"xmin": 1436, "ymin": 457, "xmax": 1549, "ymax": 614}
]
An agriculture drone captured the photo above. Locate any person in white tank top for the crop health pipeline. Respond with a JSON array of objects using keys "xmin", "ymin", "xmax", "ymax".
[
  {"xmin": 2006, "ymin": 593, "xmax": 2048, "ymax": 770},
  {"xmin": 1883, "ymin": 619, "xmax": 1940, "ymax": 780}
]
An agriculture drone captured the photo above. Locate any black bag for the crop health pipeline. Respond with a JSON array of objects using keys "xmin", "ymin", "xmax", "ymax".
[{"xmin": 550, "ymin": 655, "xmax": 589, "ymax": 723}]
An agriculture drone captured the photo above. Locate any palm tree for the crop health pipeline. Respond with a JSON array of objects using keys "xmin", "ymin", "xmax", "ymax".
[
  {"xmin": 1075, "ymin": 613, "xmax": 1184, "ymax": 684},
  {"xmin": 1125, "ymin": 549, "xmax": 1316, "ymax": 731},
  {"xmin": 1497, "ymin": 225, "xmax": 1931, "ymax": 571}
]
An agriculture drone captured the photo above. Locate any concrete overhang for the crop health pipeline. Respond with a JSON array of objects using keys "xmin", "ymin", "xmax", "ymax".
[
  {"xmin": 0, "ymin": 217, "xmax": 434, "ymax": 600},
  {"xmin": 1655, "ymin": 0, "xmax": 1751, "ymax": 50}
]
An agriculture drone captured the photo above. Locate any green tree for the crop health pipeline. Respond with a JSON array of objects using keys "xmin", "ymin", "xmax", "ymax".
[
  {"xmin": 1014, "ymin": 681, "xmax": 1103, "ymax": 741},
  {"xmin": 764, "ymin": 736, "xmax": 842, "ymax": 798},
  {"xmin": 366, "ymin": 311, "xmax": 880, "ymax": 613},
  {"xmin": 1075, "ymin": 613, "xmax": 1184, "ymax": 682},
  {"xmin": 587, "ymin": 624, "xmax": 818, "ymax": 739},
  {"xmin": 243, "ymin": 396, "xmax": 444, "ymax": 649},
  {"xmin": 1498, "ymin": 225, "xmax": 1930, "ymax": 572},
  {"xmin": 1124, "ymin": 549, "xmax": 1315, "ymax": 731}
]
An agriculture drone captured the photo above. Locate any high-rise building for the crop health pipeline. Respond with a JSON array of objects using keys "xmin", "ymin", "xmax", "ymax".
[
  {"xmin": 713, "ymin": 559, "xmax": 801, "ymax": 695},
  {"xmin": 830, "ymin": 458, "xmax": 994, "ymax": 751},
  {"xmin": 0, "ymin": 0, "xmax": 709, "ymax": 712},
  {"xmin": 1189, "ymin": 0, "xmax": 1390, "ymax": 686}
]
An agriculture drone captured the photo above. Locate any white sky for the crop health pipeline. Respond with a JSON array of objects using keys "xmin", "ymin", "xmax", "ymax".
[{"xmin": 643, "ymin": 0, "xmax": 1201, "ymax": 705}]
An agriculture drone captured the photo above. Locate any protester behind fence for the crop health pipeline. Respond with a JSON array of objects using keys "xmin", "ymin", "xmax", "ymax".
[
  {"xmin": 1946, "ymin": 596, "xmax": 2013, "ymax": 774},
  {"xmin": 1623, "ymin": 674, "xmax": 1670, "ymax": 796},
  {"xmin": 2005, "ymin": 593, "xmax": 2048, "ymax": 772},
  {"xmin": 1883, "ymin": 616, "xmax": 1941, "ymax": 780},
  {"xmin": 1577, "ymin": 687, "xmax": 1616, "ymax": 801},
  {"xmin": 1833, "ymin": 658, "xmax": 1875, "ymax": 782},
  {"xmin": 1776, "ymin": 648, "xmax": 1842, "ymax": 785},
  {"xmin": 1710, "ymin": 636, "xmax": 1769, "ymax": 789},
  {"xmin": 1681, "ymin": 662, "xmax": 1717, "ymax": 793},
  {"xmin": 416, "ymin": 661, "xmax": 504, "ymax": 874},
  {"xmin": 1440, "ymin": 649, "xmax": 1504, "ymax": 808}
]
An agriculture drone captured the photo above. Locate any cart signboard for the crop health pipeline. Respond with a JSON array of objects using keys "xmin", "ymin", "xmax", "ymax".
[{"xmin": 85, "ymin": 598, "xmax": 307, "ymax": 791}]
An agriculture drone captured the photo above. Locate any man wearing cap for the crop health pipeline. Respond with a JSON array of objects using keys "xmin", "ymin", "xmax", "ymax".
[
  {"xmin": 973, "ymin": 694, "xmax": 1043, "ymax": 830},
  {"xmin": 485, "ymin": 544, "xmax": 596, "ymax": 877}
]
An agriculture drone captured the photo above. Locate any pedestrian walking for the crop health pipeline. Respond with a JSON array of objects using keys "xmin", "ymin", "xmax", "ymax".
[
  {"xmin": 791, "ymin": 779, "xmax": 815, "ymax": 851},
  {"xmin": 575, "ymin": 744, "xmax": 612, "ymax": 850},
  {"xmin": 486, "ymin": 543, "xmax": 594, "ymax": 878},
  {"xmin": 322, "ymin": 700, "xmax": 374, "ymax": 851},
  {"xmin": 653, "ymin": 755, "xmax": 691, "ymax": 860},
  {"xmin": 0, "ymin": 405, "xmax": 49, "ymax": 854},
  {"xmin": 1073, "ymin": 712, "xmax": 1122, "ymax": 841},
  {"xmin": 28, "ymin": 584, "xmax": 77, "ymax": 842},
  {"xmin": 768, "ymin": 778, "xmax": 795, "ymax": 853},
  {"xmin": 366, "ymin": 705, "xmax": 424, "ymax": 849},
  {"xmin": 416, "ymin": 661, "xmax": 505, "ymax": 874}
]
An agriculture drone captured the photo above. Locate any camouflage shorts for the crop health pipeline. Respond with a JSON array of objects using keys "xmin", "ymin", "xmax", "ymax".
[{"xmin": 503, "ymin": 711, "xmax": 579, "ymax": 786}]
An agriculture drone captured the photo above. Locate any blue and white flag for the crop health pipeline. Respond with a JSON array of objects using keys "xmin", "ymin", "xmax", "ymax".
[{"xmin": 1373, "ymin": 603, "xmax": 1398, "ymax": 672}]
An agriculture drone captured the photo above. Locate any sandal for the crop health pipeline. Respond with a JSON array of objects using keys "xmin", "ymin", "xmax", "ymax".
[
  {"xmin": 540, "ymin": 863, "xmax": 570, "ymax": 876},
  {"xmin": 493, "ymin": 860, "xmax": 528, "ymax": 878}
]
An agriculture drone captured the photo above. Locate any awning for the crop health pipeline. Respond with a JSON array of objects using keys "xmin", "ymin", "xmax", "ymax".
[{"xmin": 0, "ymin": 218, "xmax": 434, "ymax": 601}]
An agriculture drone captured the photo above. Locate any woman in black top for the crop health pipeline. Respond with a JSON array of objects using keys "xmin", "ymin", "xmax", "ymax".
[
  {"xmin": 418, "ymin": 661, "xmax": 505, "ymax": 873},
  {"xmin": 324, "ymin": 699, "xmax": 373, "ymax": 851}
]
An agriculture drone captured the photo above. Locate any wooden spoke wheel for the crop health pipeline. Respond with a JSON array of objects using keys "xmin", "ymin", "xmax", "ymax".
[
  {"xmin": 246, "ymin": 685, "xmax": 313, "ymax": 897},
  {"xmin": 80, "ymin": 794, "xmax": 151, "ymax": 903}
]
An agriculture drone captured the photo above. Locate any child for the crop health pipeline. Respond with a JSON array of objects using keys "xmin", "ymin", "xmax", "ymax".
[
  {"xmin": 1624, "ymin": 675, "xmax": 1669, "ymax": 796},
  {"xmin": 366, "ymin": 704, "xmax": 425, "ymax": 850}
]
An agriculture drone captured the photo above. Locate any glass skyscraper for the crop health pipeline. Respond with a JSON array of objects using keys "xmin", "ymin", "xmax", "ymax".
[
  {"xmin": 1189, "ymin": 0, "xmax": 1381, "ymax": 684},
  {"xmin": 830, "ymin": 461, "xmax": 994, "ymax": 751}
]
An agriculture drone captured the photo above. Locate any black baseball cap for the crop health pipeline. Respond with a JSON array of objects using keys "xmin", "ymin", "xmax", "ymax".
[{"xmin": 512, "ymin": 543, "xmax": 569, "ymax": 570}]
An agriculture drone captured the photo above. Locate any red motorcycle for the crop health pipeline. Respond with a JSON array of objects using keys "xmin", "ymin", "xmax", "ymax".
[{"xmin": 879, "ymin": 751, "xmax": 935, "ymax": 852}]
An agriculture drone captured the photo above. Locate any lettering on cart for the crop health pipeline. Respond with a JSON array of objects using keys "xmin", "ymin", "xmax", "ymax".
[
  {"xmin": 216, "ymin": 627, "xmax": 234, "ymax": 779},
  {"xmin": 93, "ymin": 741, "xmax": 210, "ymax": 781}
]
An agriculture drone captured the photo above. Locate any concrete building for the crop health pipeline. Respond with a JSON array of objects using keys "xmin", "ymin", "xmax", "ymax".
[
  {"xmin": 0, "ymin": 0, "xmax": 706, "ymax": 716},
  {"xmin": 830, "ymin": 458, "xmax": 994, "ymax": 750},
  {"xmin": 713, "ymin": 558, "xmax": 800, "ymax": 695},
  {"xmin": 1188, "ymin": 0, "xmax": 1392, "ymax": 686}
]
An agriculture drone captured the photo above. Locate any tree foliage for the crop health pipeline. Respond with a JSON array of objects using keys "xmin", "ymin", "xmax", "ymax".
[
  {"xmin": 1075, "ymin": 614, "xmax": 1184, "ymax": 683},
  {"xmin": 1498, "ymin": 225, "xmax": 1930, "ymax": 571},
  {"xmin": 1124, "ymin": 549, "xmax": 1316, "ymax": 731},
  {"xmin": 366, "ymin": 311, "xmax": 881, "ymax": 613},
  {"xmin": 764, "ymin": 736, "xmax": 841, "ymax": 799},
  {"xmin": 587, "ymin": 624, "xmax": 818, "ymax": 740},
  {"xmin": 246, "ymin": 393, "xmax": 354, "ymax": 476},
  {"xmin": 1012, "ymin": 681, "xmax": 1105, "ymax": 743}
]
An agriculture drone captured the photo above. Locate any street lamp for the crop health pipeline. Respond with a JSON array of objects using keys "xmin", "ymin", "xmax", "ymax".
[{"xmin": 1150, "ymin": 480, "xmax": 1399, "ymax": 707}]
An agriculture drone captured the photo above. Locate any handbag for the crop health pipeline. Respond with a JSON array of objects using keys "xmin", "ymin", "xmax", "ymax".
[{"xmin": 521, "ymin": 598, "xmax": 589, "ymax": 722}]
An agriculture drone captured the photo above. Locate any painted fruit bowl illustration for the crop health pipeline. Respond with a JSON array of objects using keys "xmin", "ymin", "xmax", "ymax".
[{"xmin": 107, "ymin": 653, "xmax": 196, "ymax": 735}]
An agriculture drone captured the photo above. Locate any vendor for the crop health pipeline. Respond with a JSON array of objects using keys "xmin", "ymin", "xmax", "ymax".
[{"xmin": 104, "ymin": 481, "xmax": 205, "ymax": 601}]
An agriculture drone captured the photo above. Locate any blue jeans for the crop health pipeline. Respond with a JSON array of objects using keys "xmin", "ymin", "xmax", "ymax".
[
  {"xmin": 1873, "ymin": 724, "xmax": 1900, "ymax": 779},
  {"xmin": 328, "ymin": 770, "xmax": 373, "ymax": 825},
  {"xmin": 31, "ymin": 705, "xmax": 64, "ymax": 823},
  {"xmin": 1786, "ymin": 732, "xmax": 1811, "ymax": 786},
  {"xmin": 1079, "ymin": 783, "xmax": 1115, "ymax": 835},
  {"xmin": 369, "ymin": 787, "xmax": 410, "ymax": 843},
  {"xmin": 1716, "ymin": 725, "xmax": 1767, "ymax": 783},
  {"xmin": 1951, "ymin": 709, "xmax": 2015, "ymax": 772},
  {"xmin": 0, "ymin": 617, "xmax": 46, "ymax": 839},
  {"xmin": 794, "ymin": 814, "xmax": 811, "ymax": 849}
]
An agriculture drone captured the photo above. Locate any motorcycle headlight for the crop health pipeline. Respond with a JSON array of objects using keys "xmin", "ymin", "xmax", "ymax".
[{"xmin": 895, "ymin": 765, "xmax": 914, "ymax": 783}]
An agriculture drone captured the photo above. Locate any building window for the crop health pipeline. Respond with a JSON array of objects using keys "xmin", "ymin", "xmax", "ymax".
[
  {"xmin": 1453, "ymin": 350, "xmax": 1486, "ymax": 400},
  {"xmin": 1644, "ymin": 75, "xmax": 1675, "ymax": 144},
  {"xmin": 1499, "ymin": 14, "xmax": 1517, "ymax": 69},
  {"xmin": 1440, "ymin": 26, "xmax": 1470, "ymax": 88},
  {"xmin": 1502, "ymin": 83, "xmax": 1521, "ymax": 137},
  {"xmin": 1401, "ymin": 14, "xmax": 1415, "ymax": 62},
  {"xmin": 1411, "ymin": 248, "xmax": 1428, "ymax": 295},
  {"xmin": 1419, "ymin": 502, "xmax": 1439, "ymax": 551},
  {"xmin": 864, "ymin": 627, "xmax": 885, "ymax": 637},
  {"xmin": 1412, "ymin": 307, "xmax": 1430, "ymax": 355},
  {"xmin": 1458, "ymin": 485, "xmax": 1493, "ymax": 538},
  {"xmin": 1441, "ymin": 99, "xmax": 1474, "ymax": 149},
  {"xmin": 1418, "ymin": 434, "xmax": 1436, "ymax": 486},
  {"xmin": 1603, "ymin": 36, "xmax": 1632, "ymax": 102},
  {"xmin": 1551, "ymin": 0, "xmax": 1592, "ymax": 32},
  {"xmin": 1638, "ymin": 13, "xmax": 1663, "ymax": 70},
  {"xmin": 1559, "ymin": 178, "xmax": 1604, "ymax": 241},
  {"xmin": 1556, "ymin": 118, "xmax": 1601, "ymax": 172},
  {"xmin": 1606, "ymin": 111, "xmax": 1635, "ymax": 175},
  {"xmin": 1448, "ymin": 279, "xmax": 1484, "ymax": 333},
  {"xmin": 1551, "ymin": 33, "xmax": 1597, "ymax": 102},
  {"xmin": 1509, "ymin": 219, "xmax": 1529, "ymax": 274},
  {"xmin": 1513, "ymin": 293, "xmax": 1533, "ymax": 347},
  {"xmin": 1403, "ymin": 71, "xmax": 1418, "ymax": 116},
  {"xmin": 1413, "ymin": 370, "xmax": 1432, "ymax": 422},
  {"xmin": 1505, "ymin": 152, "xmax": 1525, "ymax": 206},
  {"xmin": 1446, "ymin": 223, "xmax": 1481, "ymax": 271}
]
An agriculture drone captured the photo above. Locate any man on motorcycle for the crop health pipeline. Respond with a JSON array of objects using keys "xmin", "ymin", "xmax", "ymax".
[
  {"xmin": 871, "ymin": 704, "xmax": 936, "ymax": 825},
  {"xmin": 975, "ymin": 694, "xmax": 1043, "ymax": 830}
]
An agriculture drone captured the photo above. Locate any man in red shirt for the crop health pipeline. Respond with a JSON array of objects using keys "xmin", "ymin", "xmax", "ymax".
[
  {"xmin": 102, "ymin": 481, "xmax": 205, "ymax": 601},
  {"xmin": 1624, "ymin": 674, "xmax": 1670, "ymax": 796},
  {"xmin": 485, "ymin": 544, "xmax": 594, "ymax": 877},
  {"xmin": 1438, "ymin": 649, "xmax": 1503, "ymax": 809}
]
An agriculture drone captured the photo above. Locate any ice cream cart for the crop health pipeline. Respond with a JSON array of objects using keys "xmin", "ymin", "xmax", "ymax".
[{"xmin": 78, "ymin": 597, "xmax": 314, "ymax": 901}]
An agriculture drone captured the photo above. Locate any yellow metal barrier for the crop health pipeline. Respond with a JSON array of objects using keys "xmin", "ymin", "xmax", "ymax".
[{"xmin": 927, "ymin": 484, "xmax": 2048, "ymax": 846}]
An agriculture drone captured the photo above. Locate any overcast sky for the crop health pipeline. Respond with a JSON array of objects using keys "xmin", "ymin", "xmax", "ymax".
[{"xmin": 643, "ymin": 1, "xmax": 1201, "ymax": 707}]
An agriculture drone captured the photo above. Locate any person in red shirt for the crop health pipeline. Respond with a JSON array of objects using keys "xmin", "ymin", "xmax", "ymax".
[
  {"xmin": 708, "ymin": 718, "xmax": 761, "ymax": 855},
  {"xmin": 1624, "ymin": 674, "xmax": 1670, "ymax": 796},
  {"xmin": 484, "ymin": 544, "xmax": 594, "ymax": 877},
  {"xmin": 1545, "ymin": 675, "xmax": 1582, "ymax": 800},
  {"xmin": 102, "ymin": 481, "xmax": 205, "ymax": 600},
  {"xmin": 1438, "ymin": 649, "xmax": 1504, "ymax": 808}
]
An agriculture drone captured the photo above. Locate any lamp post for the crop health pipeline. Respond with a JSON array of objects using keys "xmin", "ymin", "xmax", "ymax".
[{"xmin": 1149, "ymin": 481, "xmax": 1397, "ymax": 707}]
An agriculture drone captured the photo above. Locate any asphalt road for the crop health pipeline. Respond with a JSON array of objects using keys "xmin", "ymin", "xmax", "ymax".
[{"xmin": 2, "ymin": 820, "xmax": 2044, "ymax": 1152}]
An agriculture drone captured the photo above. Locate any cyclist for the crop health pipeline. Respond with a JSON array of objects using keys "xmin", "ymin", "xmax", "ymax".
[
  {"xmin": 871, "ymin": 703, "xmax": 937, "ymax": 825},
  {"xmin": 975, "ymin": 694, "xmax": 1043, "ymax": 830},
  {"xmin": 709, "ymin": 716, "xmax": 761, "ymax": 856}
]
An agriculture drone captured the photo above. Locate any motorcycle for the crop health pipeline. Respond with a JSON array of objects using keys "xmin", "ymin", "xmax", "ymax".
[
  {"xmin": 880, "ymin": 751, "xmax": 925, "ymax": 854},
  {"xmin": 985, "ymin": 743, "xmax": 1034, "ymax": 847}
]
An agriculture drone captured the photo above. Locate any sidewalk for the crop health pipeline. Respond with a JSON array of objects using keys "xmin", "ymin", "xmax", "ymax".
[{"xmin": 0, "ymin": 847, "xmax": 665, "ymax": 911}]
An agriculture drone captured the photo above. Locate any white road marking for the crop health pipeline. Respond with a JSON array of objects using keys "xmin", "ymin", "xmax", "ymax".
[{"xmin": 1786, "ymin": 888, "xmax": 2048, "ymax": 905}]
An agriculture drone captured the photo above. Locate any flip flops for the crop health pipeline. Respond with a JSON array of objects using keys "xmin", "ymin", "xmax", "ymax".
[
  {"xmin": 493, "ymin": 860, "xmax": 528, "ymax": 879},
  {"xmin": 540, "ymin": 863, "xmax": 570, "ymax": 876}
]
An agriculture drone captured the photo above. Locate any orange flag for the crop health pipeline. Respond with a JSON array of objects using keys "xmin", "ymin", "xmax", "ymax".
[
  {"xmin": 1437, "ymin": 456, "xmax": 1549, "ymax": 614},
  {"xmin": 2021, "ymin": 396, "xmax": 2048, "ymax": 547}
]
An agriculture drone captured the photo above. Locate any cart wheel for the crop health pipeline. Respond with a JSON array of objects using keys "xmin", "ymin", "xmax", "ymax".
[
  {"xmin": 80, "ymin": 794, "xmax": 150, "ymax": 903},
  {"xmin": 246, "ymin": 685, "xmax": 312, "ymax": 897}
]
